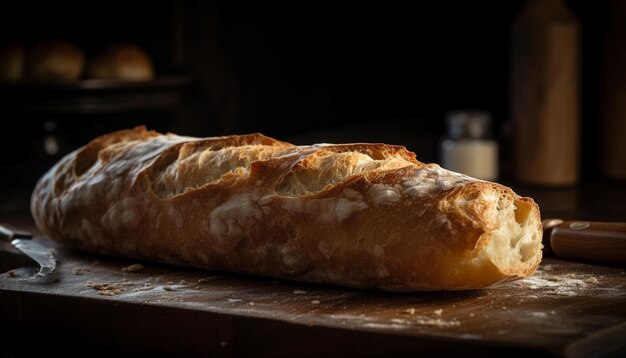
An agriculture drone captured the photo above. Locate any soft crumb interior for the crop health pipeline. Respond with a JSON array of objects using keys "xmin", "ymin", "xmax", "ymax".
[{"xmin": 475, "ymin": 195, "xmax": 541, "ymax": 274}]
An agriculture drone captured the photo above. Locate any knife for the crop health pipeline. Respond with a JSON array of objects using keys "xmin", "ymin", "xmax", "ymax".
[
  {"xmin": 542, "ymin": 219, "xmax": 626, "ymax": 267},
  {"xmin": 0, "ymin": 224, "xmax": 57, "ymax": 279}
]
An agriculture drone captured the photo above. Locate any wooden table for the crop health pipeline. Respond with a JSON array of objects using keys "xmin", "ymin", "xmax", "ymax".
[
  {"xmin": 2, "ymin": 180, "xmax": 626, "ymax": 356},
  {"xmin": 1, "ymin": 237, "xmax": 625, "ymax": 357}
]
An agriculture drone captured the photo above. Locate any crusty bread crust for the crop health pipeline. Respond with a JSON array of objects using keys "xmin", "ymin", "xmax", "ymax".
[{"xmin": 31, "ymin": 126, "xmax": 542, "ymax": 291}]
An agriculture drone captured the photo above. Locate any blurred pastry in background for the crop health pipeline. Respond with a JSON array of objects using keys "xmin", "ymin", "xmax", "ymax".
[
  {"xmin": 26, "ymin": 40, "xmax": 85, "ymax": 83},
  {"xmin": 88, "ymin": 44, "xmax": 154, "ymax": 81},
  {"xmin": 0, "ymin": 44, "xmax": 25, "ymax": 82}
]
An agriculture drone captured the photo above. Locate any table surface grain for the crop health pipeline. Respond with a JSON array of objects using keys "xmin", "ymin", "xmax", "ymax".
[{"xmin": 1, "ymin": 237, "xmax": 626, "ymax": 357}]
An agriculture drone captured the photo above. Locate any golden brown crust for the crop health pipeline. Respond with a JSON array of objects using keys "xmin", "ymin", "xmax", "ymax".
[{"xmin": 31, "ymin": 126, "xmax": 543, "ymax": 291}]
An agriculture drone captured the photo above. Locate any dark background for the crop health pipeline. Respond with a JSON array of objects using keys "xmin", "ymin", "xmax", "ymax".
[{"xmin": 0, "ymin": 0, "xmax": 617, "ymax": 213}]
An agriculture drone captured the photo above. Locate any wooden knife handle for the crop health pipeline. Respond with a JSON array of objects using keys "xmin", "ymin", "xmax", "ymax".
[{"xmin": 550, "ymin": 221, "xmax": 626, "ymax": 267}]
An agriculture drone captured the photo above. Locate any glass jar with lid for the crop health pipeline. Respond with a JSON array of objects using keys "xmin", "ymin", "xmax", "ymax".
[{"xmin": 439, "ymin": 111, "xmax": 498, "ymax": 181}]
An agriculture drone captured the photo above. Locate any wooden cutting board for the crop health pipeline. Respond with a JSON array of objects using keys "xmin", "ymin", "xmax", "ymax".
[{"xmin": 1, "ymin": 237, "xmax": 626, "ymax": 357}]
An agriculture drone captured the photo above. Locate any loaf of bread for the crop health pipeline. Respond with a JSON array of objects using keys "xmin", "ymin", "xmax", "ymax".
[
  {"xmin": 31, "ymin": 127, "xmax": 543, "ymax": 291},
  {"xmin": 26, "ymin": 40, "xmax": 85, "ymax": 83},
  {"xmin": 0, "ymin": 45, "xmax": 25, "ymax": 82},
  {"xmin": 88, "ymin": 44, "xmax": 154, "ymax": 81}
]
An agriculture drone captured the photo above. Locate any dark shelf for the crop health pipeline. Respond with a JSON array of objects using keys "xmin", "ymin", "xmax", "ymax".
[{"xmin": 0, "ymin": 74, "xmax": 193, "ymax": 114}]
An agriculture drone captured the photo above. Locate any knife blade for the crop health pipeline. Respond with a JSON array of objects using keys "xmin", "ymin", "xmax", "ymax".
[
  {"xmin": 0, "ymin": 224, "xmax": 57, "ymax": 279},
  {"xmin": 542, "ymin": 219, "xmax": 626, "ymax": 267}
]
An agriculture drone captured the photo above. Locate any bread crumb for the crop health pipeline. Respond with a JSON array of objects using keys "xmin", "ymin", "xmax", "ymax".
[
  {"xmin": 469, "ymin": 313, "xmax": 475, "ymax": 317},
  {"xmin": 311, "ymin": 300, "xmax": 321, "ymax": 305},
  {"xmin": 293, "ymin": 290, "xmax": 307, "ymax": 294},
  {"xmin": 87, "ymin": 282, "xmax": 113, "ymax": 290},
  {"xmin": 197, "ymin": 277, "xmax": 212, "ymax": 283},
  {"xmin": 87, "ymin": 282, "xmax": 124, "ymax": 296},
  {"xmin": 401, "ymin": 308, "xmax": 416, "ymax": 315},
  {"xmin": 163, "ymin": 286, "xmax": 175, "ymax": 291},
  {"xmin": 433, "ymin": 309, "xmax": 443, "ymax": 316},
  {"xmin": 543, "ymin": 265, "xmax": 553, "ymax": 271},
  {"xmin": 220, "ymin": 341, "xmax": 229, "ymax": 347},
  {"xmin": 121, "ymin": 264, "xmax": 144, "ymax": 273},
  {"xmin": 248, "ymin": 302, "xmax": 256, "ymax": 306},
  {"xmin": 73, "ymin": 267, "xmax": 90, "ymax": 275},
  {"xmin": 6, "ymin": 270, "xmax": 16, "ymax": 278},
  {"xmin": 584, "ymin": 277, "xmax": 599, "ymax": 284},
  {"xmin": 99, "ymin": 289, "xmax": 123, "ymax": 296},
  {"xmin": 49, "ymin": 248, "xmax": 58, "ymax": 256}
]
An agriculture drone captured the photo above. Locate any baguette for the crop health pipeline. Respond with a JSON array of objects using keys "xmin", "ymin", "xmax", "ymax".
[{"xmin": 31, "ymin": 126, "xmax": 543, "ymax": 291}]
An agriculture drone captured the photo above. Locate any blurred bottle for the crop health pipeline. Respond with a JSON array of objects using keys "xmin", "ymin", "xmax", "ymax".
[
  {"xmin": 440, "ymin": 111, "xmax": 498, "ymax": 181},
  {"xmin": 510, "ymin": 0, "xmax": 580, "ymax": 186},
  {"xmin": 601, "ymin": 0, "xmax": 626, "ymax": 180}
]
